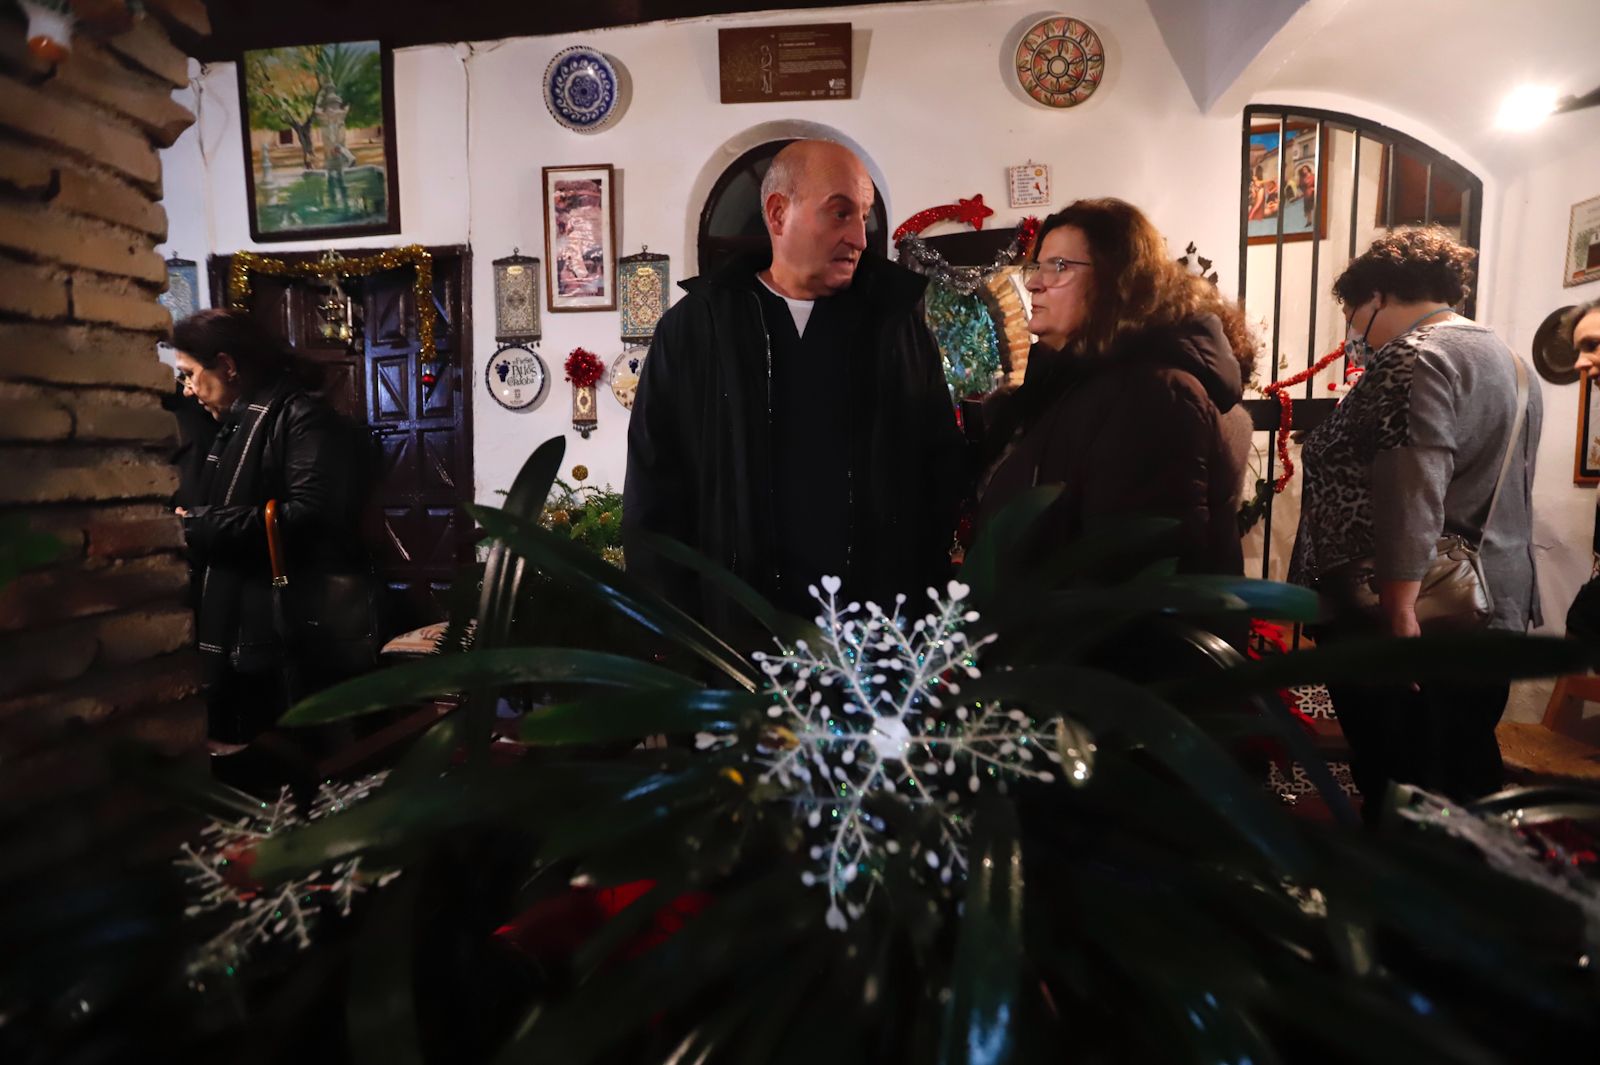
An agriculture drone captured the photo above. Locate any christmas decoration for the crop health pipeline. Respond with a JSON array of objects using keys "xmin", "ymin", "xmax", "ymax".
[
  {"xmin": 564, "ymin": 347, "xmax": 606, "ymax": 439},
  {"xmin": 1238, "ymin": 341, "xmax": 1347, "ymax": 534},
  {"xmin": 492, "ymin": 249, "xmax": 542, "ymax": 342},
  {"xmin": 925, "ymin": 280, "xmax": 1002, "ymax": 400},
  {"xmin": 891, "ymin": 194, "xmax": 995, "ymax": 244},
  {"xmin": 1177, "ymin": 241, "xmax": 1219, "ymax": 286},
  {"xmin": 176, "ymin": 774, "xmax": 398, "ymax": 972},
  {"xmin": 229, "ymin": 245, "xmax": 438, "ymax": 383},
  {"xmin": 710, "ymin": 578, "xmax": 1092, "ymax": 929},
  {"xmin": 19, "ymin": 0, "xmax": 72, "ymax": 63}
]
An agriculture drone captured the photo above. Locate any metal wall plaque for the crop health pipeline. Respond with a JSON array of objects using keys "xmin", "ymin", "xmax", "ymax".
[
  {"xmin": 160, "ymin": 255, "xmax": 199, "ymax": 322},
  {"xmin": 718, "ymin": 23, "xmax": 852, "ymax": 103},
  {"xmin": 485, "ymin": 344, "xmax": 549, "ymax": 411},
  {"xmin": 618, "ymin": 247, "xmax": 670, "ymax": 342},
  {"xmin": 493, "ymin": 250, "xmax": 542, "ymax": 341}
]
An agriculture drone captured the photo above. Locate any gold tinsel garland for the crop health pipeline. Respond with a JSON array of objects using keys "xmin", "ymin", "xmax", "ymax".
[{"xmin": 227, "ymin": 245, "xmax": 438, "ymax": 377}]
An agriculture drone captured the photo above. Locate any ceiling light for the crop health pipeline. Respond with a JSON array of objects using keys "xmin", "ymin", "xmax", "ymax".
[{"xmin": 1496, "ymin": 85, "xmax": 1561, "ymax": 131}]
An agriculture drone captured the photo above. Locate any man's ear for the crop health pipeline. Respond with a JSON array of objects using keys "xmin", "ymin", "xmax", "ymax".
[{"xmin": 763, "ymin": 192, "xmax": 787, "ymax": 237}]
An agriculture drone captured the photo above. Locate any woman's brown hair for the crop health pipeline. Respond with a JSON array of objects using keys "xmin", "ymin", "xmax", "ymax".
[
  {"xmin": 170, "ymin": 308, "xmax": 323, "ymax": 389},
  {"xmin": 1331, "ymin": 225, "xmax": 1476, "ymax": 308},
  {"xmin": 1035, "ymin": 198, "xmax": 1257, "ymax": 379}
]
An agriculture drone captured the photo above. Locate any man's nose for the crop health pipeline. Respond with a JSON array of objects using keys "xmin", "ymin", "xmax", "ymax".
[{"xmin": 843, "ymin": 216, "xmax": 867, "ymax": 250}]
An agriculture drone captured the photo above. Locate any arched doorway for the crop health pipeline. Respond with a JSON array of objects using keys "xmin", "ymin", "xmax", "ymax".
[{"xmin": 696, "ymin": 139, "xmax": 889, "ymax": 280}]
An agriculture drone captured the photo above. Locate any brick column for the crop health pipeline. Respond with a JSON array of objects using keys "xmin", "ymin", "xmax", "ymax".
[{"xmin": 0, "ymin": 0, "xmax": 211, "ymax": 854}]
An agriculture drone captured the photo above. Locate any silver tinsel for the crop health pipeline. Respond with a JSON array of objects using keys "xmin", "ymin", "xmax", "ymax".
[{"xmin": 895, "ymin": 232, "xmax": 1027, "ymax": 296}]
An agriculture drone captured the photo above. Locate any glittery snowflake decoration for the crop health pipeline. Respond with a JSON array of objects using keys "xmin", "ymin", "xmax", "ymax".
[
  {"xmin": 176, "ymin": 773, "xmax": 399, "ymax": 972},
  {"xmin": 724, "ymin": 576, "xmax": 1094, "ymax": 929}
]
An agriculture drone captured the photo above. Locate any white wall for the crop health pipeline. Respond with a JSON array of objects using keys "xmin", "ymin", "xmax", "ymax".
[{"xmin": 161, "ymin": 0, "xmax": 1243, "ymax": 501}]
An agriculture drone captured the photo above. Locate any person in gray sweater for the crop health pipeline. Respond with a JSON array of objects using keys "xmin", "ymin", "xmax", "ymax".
[{"xmin": 1289, "ymin": 227, "xmax": 1541, "ymax": 817}]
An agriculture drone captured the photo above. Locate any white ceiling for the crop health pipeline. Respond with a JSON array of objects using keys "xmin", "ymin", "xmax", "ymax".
[{"xmin": 1148, "ymin": 0, "xmax": 1600, "ymax": 179}]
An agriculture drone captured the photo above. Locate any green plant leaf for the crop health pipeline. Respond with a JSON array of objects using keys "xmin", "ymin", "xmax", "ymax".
[
  {"xmin": 1160, "ymin": 632, "xmax": 1593, "ymax": 704},
  {"xmin": 629, "ymin": 528, "xmax": 825, "ymax": 647},
  {"xmin": 518, "ymin": 688, "xmax": 767, "ymax": 745},
  {"xmin": 347, "ymin": 874, "xmax": 424, "ymax": 1065},
  {"xmin": 959, "ymin": 484, "xmax": 1062, "ymax": 602},
  {"xmin": 282, "ymin": 647, "xmax": 699, "ymax": 726},
  {"xmin": 470, "ymin": 504, "xmax": 758, "ymax": 691},
  {"xmin": 939, "ymin": 797, "xmax": 1025, "ymax": 1065}
]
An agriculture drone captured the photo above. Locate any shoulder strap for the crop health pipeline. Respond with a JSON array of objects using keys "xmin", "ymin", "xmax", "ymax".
[{"xmin": 1482, "ymin": 352, "xmax": 1529, "ymax": 537}]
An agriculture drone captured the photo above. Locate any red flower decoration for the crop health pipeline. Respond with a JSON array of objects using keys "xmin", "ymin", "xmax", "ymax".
[
  {"xmin": 1260, "ymin": 341, "xmax": 1346, "ymax": 493},
  {"xmin": 564, "ymin": 348, "xmax": 606, "ymax": 388}
]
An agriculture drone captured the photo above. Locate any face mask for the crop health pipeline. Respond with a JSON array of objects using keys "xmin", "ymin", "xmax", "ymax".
[{"xmin": 1344, "ymin": 302, "xmax": 1381, "ymax": 367}]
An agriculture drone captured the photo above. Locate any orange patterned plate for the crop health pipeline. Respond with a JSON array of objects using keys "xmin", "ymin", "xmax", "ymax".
[{"xmin": 1014, "ymin": 15, "xmax": 1105, "ymax": 108}]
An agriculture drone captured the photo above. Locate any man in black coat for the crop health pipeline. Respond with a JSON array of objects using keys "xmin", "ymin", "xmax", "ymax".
[{"xmin": 623, "ymin": 140, "xmax": 966, "ymax": 633}]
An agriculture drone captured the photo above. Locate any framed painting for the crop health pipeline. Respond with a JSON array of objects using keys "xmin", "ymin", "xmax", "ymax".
[
  {"xmin": 1566, "ymin": 194, "xmax": 1600, "ymax": 289},
  {"xmin": 1577, "ymin": 370, "xmax": 1600, "ymax": 485},
  {"xmin": 543, "ymin": 164, "xmax": 617, "ymax": 312},
  {"xmin": 1246, "ymin": 120, "xmax": 1327, "ymax": 245},
  {"xmin": 237, "ymin": 41, "xmax": 400, "ymax": 242}
]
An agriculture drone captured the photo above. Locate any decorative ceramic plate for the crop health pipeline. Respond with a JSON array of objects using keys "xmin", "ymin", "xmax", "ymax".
[
  {"xmin": 544, "ymin": 46, "xmax": 620, "ymax": 133},
  {"xmin": 1014, "ymin": 16, "xmax": 1104, "ymax": 108},
  {"xmin": 609, "ymin": 348, "xmax": 646, "ymax": 410},
  {"xmin": 485, "ymin": 344, "xmax": 550, "ymax": 411},
  {"xmin": 1532, "ymin": 304, "xmax": 1580, "ymax": 385}
]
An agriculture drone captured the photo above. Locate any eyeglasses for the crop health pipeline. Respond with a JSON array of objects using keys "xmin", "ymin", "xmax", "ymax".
[{"xmin": 1020, "ymin": 256, "xmax": 1093, "ymax": 286}]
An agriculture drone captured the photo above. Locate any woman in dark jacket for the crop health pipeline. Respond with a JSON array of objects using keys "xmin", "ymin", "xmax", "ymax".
[
  {"xmin": 171, "ymin": 309, "xmax": 371, "ymax": 749},
  {"xmin": 977, "ymin": 199, "xmax": 1256, "ymax": 577}
]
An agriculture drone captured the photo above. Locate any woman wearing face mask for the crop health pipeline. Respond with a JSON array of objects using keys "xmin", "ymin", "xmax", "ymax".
[
  {"xmin": 976, "ymin": 198, "xmax": 1256, "ymax": 580},
  {"xmin": 171, "ymin": 309, "xmax": 374, "ymax": 758},
  {"xmin": 1288, "ymin": 227, "xmax": 1541, "ymax": 816}
]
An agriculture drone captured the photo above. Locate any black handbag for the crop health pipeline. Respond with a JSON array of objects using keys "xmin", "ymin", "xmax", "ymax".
[
  {"xmin": 263, "ymin": 499, "xmax": 379, "ymax": 688},
  {"xmin": 1318, "ymin": 350, "xmax": 1529, "ymax": 633}
]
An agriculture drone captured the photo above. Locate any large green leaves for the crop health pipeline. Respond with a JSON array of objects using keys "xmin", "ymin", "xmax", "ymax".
[
  {"xmin": 282, "ymin": 647, "xmax": 699, "ymax": 726},
  {"xmin": 939, "ymin": 798, "xmax": 1025, "ymax": 1065}
]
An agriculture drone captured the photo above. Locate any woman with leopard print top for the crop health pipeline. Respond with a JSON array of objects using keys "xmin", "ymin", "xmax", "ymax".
[{"xmin": 1289, "ymin": 228, "xmax": 1541, "ymax": 818}]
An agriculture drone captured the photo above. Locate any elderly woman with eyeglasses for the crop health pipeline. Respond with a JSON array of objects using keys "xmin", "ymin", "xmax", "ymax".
[{"xmin": 975, "ymin": 198, "xmax": 1257, "ymax": 578}]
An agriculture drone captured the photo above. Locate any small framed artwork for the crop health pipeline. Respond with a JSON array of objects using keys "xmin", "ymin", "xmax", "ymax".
[
  {"xmin": 1007, "ymin": 162, "xmax": 1050, "ymax": 208},
  {"xmin": 543, "ymin": 164, "xmax": 618, "ymax": 312},
  {"xmin": 1566, "ymin": 194, "xmax": 1600, "ymax": 289},
  {"xmin": 1246, "ymin": 120, "xmax": 1326, "ymax": 245},
  {"xmin": 237, "ymin": 41, "xmax": 401, "ymax": 243},
  {"xmin": 1578, "ymin": 371, "xmax": 1600, "ymax": 484}
]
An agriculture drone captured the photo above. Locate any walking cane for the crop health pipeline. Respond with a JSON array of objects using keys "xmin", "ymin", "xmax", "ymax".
[{"xmin": 264, "ymin": 499, "xmax": 302, "ymax": 706}]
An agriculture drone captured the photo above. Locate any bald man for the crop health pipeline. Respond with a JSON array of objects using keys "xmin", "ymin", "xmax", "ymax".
[{"xmin": 624, "ymin": 140, "xmax": 966, "ymax": 631}]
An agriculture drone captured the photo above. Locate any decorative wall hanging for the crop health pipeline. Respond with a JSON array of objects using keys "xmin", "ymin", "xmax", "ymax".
[
  {"xmin": 891, "ymin": 195, "xmax": 994, "ymax": 244},
  {"xmin": 1176, "ymin": 242, "xmax": 1219, "ymax": 286},
  {"xmin": 228, "ymin": 245, "xmax": 438, "ymax": 383},
  {"xmin": 543, "ymin": 164, "xmax": 618, "ymax": 312},
  {"xmin": 609, "ymin": 350, "xmax": 644, "ymax": 410},
  {"xmin": 544, "ymin": 46, "xmax": 622, "ymax": 133},
  {"xmin": 1532, "ymin": 304, "xmax": 1581, "ymax": 385},
  {"xmin": 159, "ymin": 254, "xmax": 199, "ymax": 322},
  {"xmin": 492, "ymin": 249, "xmax": 542, "ymax": 342},
  {"xmin": 1566, "ymin": 194, "xmax": 1600, "ymax": 288},
  {"xmin": 485, "ymin": 344, "xmax": 550, "ymax": 411},
  {"xmin": 565, "ymin": 347, "xmax": 606, "ymax": 438},
  {"xmin": 1246, "ymin": 119, "xmax": 1326, "ymax": 245},
  {"xmin": 237, "ymin": 40, "xmax": 400, "ymax": 242},
  {"xmin": 618, "ymin": 247, "xmax": 670, "ymax": 342},
  {"xmin": 1007, "ymin": 162, "xmax": 1050, "ymax": 208},
  {"xmin": 19, "ymin": 0, "xmax": 72, "ymax": 62},
  {"xmin": 1014, "ymin": 16, "xmax": 1104, "ymax": 109}
]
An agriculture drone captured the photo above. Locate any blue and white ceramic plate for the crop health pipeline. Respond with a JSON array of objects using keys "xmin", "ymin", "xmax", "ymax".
[{"xmin": 544, "ymin": 46, "xmax": 619, "ymax": 133}]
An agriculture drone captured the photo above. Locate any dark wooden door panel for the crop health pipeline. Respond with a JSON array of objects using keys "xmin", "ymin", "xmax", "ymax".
[{"xmin": 209, "ymin": 247, "xmax": 475, "ymax": 635}]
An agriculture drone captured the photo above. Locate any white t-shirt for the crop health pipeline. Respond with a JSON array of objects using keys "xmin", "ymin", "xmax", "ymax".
[{"xmin": 758, "ymin": 275, "xmax": 815, "ymax": 337}]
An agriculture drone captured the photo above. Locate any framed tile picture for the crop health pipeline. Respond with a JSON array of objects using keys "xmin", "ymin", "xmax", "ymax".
[
  {"xmin": 1246, "ymin": 119, "xmax": 1326, "ymax": 245},
  {"xmin": 543, "ymin": 164, "xmax": 617, "ymax": 312},
  {"xmin": 238, "ymin": 41, "xmax": 401, "ymax": 242},
  {"xmin": 1566, "ymin": 194, "xmax": 1600, "ymax": 289},
  {"xmin": 1577, "ymin": 370, "xmax": 1600, "ymax": 485}
]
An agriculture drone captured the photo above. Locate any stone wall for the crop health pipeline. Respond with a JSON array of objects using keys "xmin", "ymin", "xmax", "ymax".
[{"xmin": 0, "ymin": 0, "xmax": 210, "ymax": 869}]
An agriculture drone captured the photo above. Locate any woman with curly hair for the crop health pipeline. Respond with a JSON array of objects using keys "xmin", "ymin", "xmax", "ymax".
[
  {"xmin": 1289, "ymin": 227, "xmax": 1541, "ymax": 815},
  {"xmin": 976, "ymin": 198, "xmax": 1257, "ymax": 577}
]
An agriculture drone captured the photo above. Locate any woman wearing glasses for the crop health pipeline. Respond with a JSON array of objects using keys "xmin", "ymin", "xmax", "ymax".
[{"xmin": 976, "ymin": 198, "xmax": 1256, "ymax": 577}]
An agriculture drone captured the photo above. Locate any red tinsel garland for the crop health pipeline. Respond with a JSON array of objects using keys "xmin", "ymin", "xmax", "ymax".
[
  {"xmin": 564, "ymin": 348, "xmax": 606, "ymax": 388},
  {"xmin": 1259, "ymin": 341, "xmax": 1346, "ymax": 493}
]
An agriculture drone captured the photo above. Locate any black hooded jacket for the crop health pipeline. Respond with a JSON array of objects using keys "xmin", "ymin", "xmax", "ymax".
[
  {"xmin": 623, "ymin": 251, "xmax": 967, "ymax": 634},
  {"xmin": 976, "ymin": 314, "xmax": 1252, "ymax": 576}
]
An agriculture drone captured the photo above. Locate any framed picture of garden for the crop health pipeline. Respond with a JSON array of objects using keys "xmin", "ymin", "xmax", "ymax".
[{"xmin": 237, "ymin": 40, "xmax": 401, "ymax": 242}]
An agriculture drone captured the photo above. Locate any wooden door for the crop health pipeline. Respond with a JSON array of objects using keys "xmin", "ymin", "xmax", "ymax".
[{"xmin": 207, "ymin": 248, "xmax": 475, "ymax": 634}]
